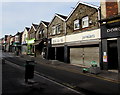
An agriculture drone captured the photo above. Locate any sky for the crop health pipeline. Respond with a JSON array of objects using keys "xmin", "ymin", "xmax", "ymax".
[{"xmin": 1, "ymin": 0, "xmax": 100, "ymax": 38}]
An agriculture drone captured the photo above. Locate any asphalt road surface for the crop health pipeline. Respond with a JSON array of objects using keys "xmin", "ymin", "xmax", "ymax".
[
  {"xmin": 2, "ymin": 58, "xmax": 82, "ymax": 95},
  {"xmin": 2, "ymin": 52, "xmax": 120, "ymax": 95}
]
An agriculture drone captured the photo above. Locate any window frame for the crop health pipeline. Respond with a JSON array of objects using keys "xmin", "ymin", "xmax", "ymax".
[
  {"xmin": 74, "ymin": 19, "xmax": 80, "ymax": 30},
  {"xmin": 52, "ymin": 26, "xmax": 56, "ymax": 35},
  {"xmin": 56, "ymin": 24, "xmax": 61, "ymax": 34},
  {"xmin": 82, "ymin": 16, "xmax": 89, "ymax": 28}
]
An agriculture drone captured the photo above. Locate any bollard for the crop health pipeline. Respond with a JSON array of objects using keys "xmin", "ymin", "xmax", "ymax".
[{"xmin": 25, "ymin": 60, "xmax": 35, "ymax": 83}]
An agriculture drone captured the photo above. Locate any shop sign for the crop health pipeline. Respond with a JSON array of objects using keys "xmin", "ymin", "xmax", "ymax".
[
  {"xmin": 27, "ymin": 38, "xmax": 35, "ymax": 45},
  {"xmin": 66, "ymin": 29, "xmax": 100, "ymax": 43},
  {"xmin": 52, "ymin": 36, "xmax": 65, "ymax": 44},
  {"xmin": 82, "ymin": 34, "xmax": 95, "ymax": 40},
  {"xmin": 107, "ymin": 27, "xmax": 120, "ymax": 33}
]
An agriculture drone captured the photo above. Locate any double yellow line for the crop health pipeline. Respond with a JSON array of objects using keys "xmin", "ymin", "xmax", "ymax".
[{"xmin": 41, "ymin": 63, "xmax": 120, "ymax": 84}]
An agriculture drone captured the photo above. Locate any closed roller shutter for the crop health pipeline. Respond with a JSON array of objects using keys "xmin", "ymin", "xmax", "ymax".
[
  {"xmin": 70, "ymin": 47, "xmax": 99, "ymax": 67},
  {"xmin": 70, "ymin": 48, "xmax": 84, "ymax": 65},
  {"xmin": 84, "ymin": 47, "xmax": 99, "ymax": 67}
]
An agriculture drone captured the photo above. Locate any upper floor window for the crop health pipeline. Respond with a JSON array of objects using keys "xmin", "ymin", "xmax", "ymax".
[
  {"xmin": 30, "ymin": 32, "xmax": 35, "ymax": 39},
  {"xmin": 42, "ymin": 30, "xmax": 45, "ymax": 38},
  {"xmin": 52, "ymin": 26, "xmax": 56, "ymax": 35},
  {"xmin": 56, "ymin": 24, "xmax": 61, "ymax": 34},
  {"xmin": 74, "ymin": 19, "xmax": 80, "ymax": 30},
  {"xmin": 39, "ymin": 30, "xmax": 42, "ymax": 35},
  {"xmin": 82, "ymin": 16, "xmax": 89, "ymax": 28},
  {"xmin": 39, "ymin": 29, "xmax": 45, "ymax": 38},
  {"xmin": 15, "ymin": 35, "xmax": 19, "ymax": 42}
]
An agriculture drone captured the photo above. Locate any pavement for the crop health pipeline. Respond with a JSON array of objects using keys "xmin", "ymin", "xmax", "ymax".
[{"xmin": 19, "ymin": 54, "xmax": 119, "ymax": 83}]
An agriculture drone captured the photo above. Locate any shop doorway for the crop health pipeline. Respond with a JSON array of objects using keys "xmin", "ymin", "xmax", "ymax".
[
  {"xmin": 108, "ymin": 40, "xmax": 118, "ymax": 70},
  {"xmin": 48, "ymin": 47, "xmax": 55, "ymax": 60},
  {"xmin": 56, "ymin": 47, "xmax": 64, "ymax": 62}
]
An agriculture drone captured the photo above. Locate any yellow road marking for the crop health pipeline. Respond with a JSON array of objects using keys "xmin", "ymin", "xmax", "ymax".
[{"xmin": 40, "ymin": 63, "xmax": 120, "ymax": 84}]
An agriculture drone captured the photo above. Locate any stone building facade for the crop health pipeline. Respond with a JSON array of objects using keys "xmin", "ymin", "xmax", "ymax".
[
  {"xmin": 21, "ymin": 27, "xmax": 30, "ymax": 55},
  {"xmin": 48, "ymin": 13, "xmax": 67, "ymax": 61},
  {"xmin": 35, "ymin": 21, "xmax": 49, "ymax": 58},
  {"xmin": 27, "ymin": 23, "xmax": 38, "ymax": 55},
  {"xmin": 100, "ymin": 0, "xmax": 120, "ymax": 72},
  {"xmin": 65, "ymin": 2, "xmax": 101, "ymax": 67},
  {"xmin": 14, "ymin": 32, "xmax": 22, "ymax": 55}
]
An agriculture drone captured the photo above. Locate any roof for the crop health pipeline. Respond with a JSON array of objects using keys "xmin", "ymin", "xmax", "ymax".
[
  {"xmin": 66, "ymin": 1, "xmax": 99, "ymax": 21},
  {"xmin": 42, "ymin": 21, "xmax": 50, "ymax": 26},
  {"xmin": 56, "ymin": 13, "xmax": 67, "ymax": 20},
  {"xmin": 25, "ymin": 27, "xmax": 30, "ymax": 31},
  {"xmin": 49, "ymin": 13, "xmax": 67, "ymax": 26},
  {"xmin": 32, "ymin": 23, "xmax": 39, "ymax": 30},
  {"xmin": 15, "ymin": 32, "xmax": 23, "ymax": 36}
]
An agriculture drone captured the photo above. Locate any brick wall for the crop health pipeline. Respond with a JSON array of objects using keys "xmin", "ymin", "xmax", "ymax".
[{"xmin": 106, "ymin": 1, "xmax": 118, "ymax": 18}]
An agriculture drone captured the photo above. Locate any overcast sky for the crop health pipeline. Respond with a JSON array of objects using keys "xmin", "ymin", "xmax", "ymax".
[{"xmin": 1, "ymin": 1, "xmax": 100, "ymax": 38}]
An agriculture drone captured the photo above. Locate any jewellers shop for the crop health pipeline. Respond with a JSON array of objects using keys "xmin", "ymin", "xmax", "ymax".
[
  {"xmin": 49, "ymin": 36, "xmax": 65, "ymax": 62},
  {"xmin": 100, "ymin": 16, "xmax": 120, "ymax": 72},
  {"xmin": 65, "ymin": 29, "xmax": 101, "ymax": 67}
]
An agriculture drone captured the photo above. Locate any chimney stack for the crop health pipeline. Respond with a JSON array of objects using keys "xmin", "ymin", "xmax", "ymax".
[{"xmin": 100, "ymin": 0, "xmax": 119, "ymax": 19}]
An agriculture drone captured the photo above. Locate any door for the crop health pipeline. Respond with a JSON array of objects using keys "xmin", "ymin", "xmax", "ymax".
[{"xmin": 108, "ymin": 40, "xmax": 118, "ymax": 70}]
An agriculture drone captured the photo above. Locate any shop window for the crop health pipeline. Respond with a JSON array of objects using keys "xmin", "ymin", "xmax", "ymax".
[
  {"xmin": 82, "ymin": 16, "xmax": 89, "ymax": 28},
  {"xmin": 74, "ymin": 19, "xmax": 80, "ymax": 30}
]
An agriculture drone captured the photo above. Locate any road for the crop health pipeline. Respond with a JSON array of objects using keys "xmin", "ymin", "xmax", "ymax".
[
  {"xmin": 2, "ymin": 52, "xmax": 120, "ymax": 95},
  {"xmin": 2, "ymin": 55, "xmax": 82, "ymax": 95}
]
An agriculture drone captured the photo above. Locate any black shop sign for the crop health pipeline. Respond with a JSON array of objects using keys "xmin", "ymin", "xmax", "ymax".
[{"xmin": 101, "ymin": 21, "xmax": 120, "ymax": 38}]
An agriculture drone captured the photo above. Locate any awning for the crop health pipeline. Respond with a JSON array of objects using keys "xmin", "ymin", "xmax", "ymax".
[{"xmin": 33, "ymin": 40, "xmax": 42, "ymax": 45}]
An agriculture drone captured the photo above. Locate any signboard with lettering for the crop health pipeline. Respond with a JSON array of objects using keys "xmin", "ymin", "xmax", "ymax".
[
  {"xmin": 101, "ymin": 21, "xmax": 120, "ymax": 38},
  {"xmin": 52, "ymin": 36, "xmax": 65, "ymax": 44},
  {"xmin": 66, "ymin": 29, "xmax": 100, "ymax": 43}
]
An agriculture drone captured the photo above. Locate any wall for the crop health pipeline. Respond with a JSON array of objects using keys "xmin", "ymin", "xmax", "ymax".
[
  {"xmin": 66, "ymin": 3, "xmax": 99, "ymax": 35},
  {"xmin": 28, "ymin": 27, "xmax": 36, "ymax": 40},
  {"xmin": 22, "ymin": 28, "xmax": 28, "ymax": 44},
  {"xmin": 100, "ymin": 0, "xmax": 119, "ymax": 19},
  {"xmin": 48, "ymin": 16, "xmax": 66, "ymax": 38},
  {"xmin": 36, "ymin": 23, "xmax": 48, "ymax": 40}
]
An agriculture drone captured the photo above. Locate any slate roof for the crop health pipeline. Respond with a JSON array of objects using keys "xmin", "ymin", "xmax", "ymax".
[
  {"xmin": 56, "ymin": 13, "xmax": 67, "ymax": 20},
  {"xmin": 42, "ymin": 21, "xmax": 50, "ymax": 26},
  {"xmin": 32, "ymin": 23, "xmax": 39, "ymax": 29},
  {"xmin": 25, "ymin": 27, "xmax": 30, "ymax": 31}
]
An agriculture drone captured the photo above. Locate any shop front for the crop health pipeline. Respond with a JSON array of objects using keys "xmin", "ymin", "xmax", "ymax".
[
  {"xmin": 65, "ymin": 29, "xmax": 101, "ymax": 67},
  {"xmin": 13, "ymin": 42, "xmax": 21, "ymax": 55},
  {"xmin": 50, "ymin": 36, "xmax": 65, "ymax": 62},
  {"xmin": 27, "ymin": 38, "xmax": 35, "ymax": 55},
  {"xmin": 100, "ymin": 17, "xmax": 120, "ymax": 72},
  {"xmin": 21, "ymin": 42, "xmax": 27, "ymax": 55}
]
